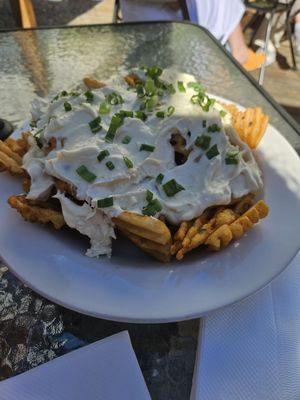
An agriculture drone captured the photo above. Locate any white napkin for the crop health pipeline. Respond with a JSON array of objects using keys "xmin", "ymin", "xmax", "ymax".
[
  {"xmin": 0, "ymin": 331, "xmax": 151, "ymax": 400},
  {"xmin": 191, "ymin": 251, "xmax": 300, "ymax": 400}
]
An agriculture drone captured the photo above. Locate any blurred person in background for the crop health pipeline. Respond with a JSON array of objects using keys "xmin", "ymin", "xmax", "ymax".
[{"xmin": 120, "ymin": 0, "xmax": 265, "ymax": 70}]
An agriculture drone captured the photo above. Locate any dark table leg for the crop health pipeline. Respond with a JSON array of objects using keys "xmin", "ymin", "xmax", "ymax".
[{"xmin": 9, "ymin": 0, "xmax": 22, "ymax": 27}]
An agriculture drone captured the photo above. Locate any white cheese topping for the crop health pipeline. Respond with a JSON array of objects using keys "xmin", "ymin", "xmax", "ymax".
[{"xmin": 23, "ymin": 68, "xmax": 263, "ymax": 257}]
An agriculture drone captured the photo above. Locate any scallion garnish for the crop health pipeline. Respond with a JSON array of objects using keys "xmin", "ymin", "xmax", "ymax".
[
  {"xmin": 144, "ymin": 65, "xmax": 163, "ymax": 80},
  {"xmin": 105, "ymin": 92, "xmax": 124, "ymax": 105},
  {"xmin": 166, "ymin": 106, "xmax": 175, "ymax": 116},
  {"xmin": 64, "ymin": 102, "xmax": 72, "ymax": 112},
  {"xmin": 139, "ymin": 144, "xmax": 155, "ymax": 152},
  {"xmin": 220, "ymin": 110, "xmax": 227, "ymax": 118},
  {"xmin": 122, "ymin": 135, "xmax": 132, "ymax": 144},
  {"xmin": 136, "ymin": 84, "xmax": 145, "ymax": 98},
  {"xmin": 202, "ymin": 120, "xmax": 207, "ymax": 128},
  {"xmin": 30, "ymin": 121, "xmax": 37, "ymax": 128},
  {"xmin": 84, "ymin": 91, "xmax": 94, "ymax": 103},
  {"xmin": 105, "ymin": 114, "xmax": 123, "ymax": 143},
  {"xmin": 106, "ymin": 161, "xmax": 115, "ymax": 170},
  {"xmin": 146, "ymin": 190, "xmax": 153, "ymax": 202},
  {"xmin": 119, "ymin": 110, "xmax": 134, "ymax": 118},
  {"xmin": 156, "ymin": 111, "xmax": 165, "ymax": 118},
  {"xmin": 146, "ymin": 95, "xmax": 158, "ymax": 111},
  {"xmin": 97, "ymin": 197, "xmax": 114, "ymax": 208},
  {"xmin": 156, "ymin": 173, "xmax": 164, "ymax": 184},
  {"xmin": 142, "ymin": 199, "xmax": 162, "ymax": 216},
  {"xmin": 61, "ymin": 90, "xmax": 68, "ymax": 97},
  {"xmin": 145, "ymin": 79, "xmax": 156, "ymax": 96},
  {"xmin": 167, "ymin": 84, "xmax": 176, "ymax": 95},
  {"xmin": 97, "ymin": 149, "xmax": 110, "ymax": 162},
  {"xmin": 163, "ymin": 179, "xmax": 185, "ymax": 197},
  {"xmin": 123, "ymin": 156, "xmax": 134, "ymax": 169},
  {"xmin": 191, "ymin": 92, "xmax": 216, "ymax": 112},
  {"xmin": 76, "ymin": 165, "xmax": 96, "ymax": 182},
  {"xmin": 225, "ymin": 151, "xmax": 239, "ymax": 165},
  {"xmin": 206, "ymin": 144, "xmax": 220, "ymax": 160},
  {"xmin": 135, "ymin": 111, "xmax": 147, "ymax": 121},
  {"xmin": 195, "ymin": 135, "xmax": 211, "ymax": 150},
  {"xmin": 99, "ymin": 102, "xmax": 111, "ymax": 115},
  {"xmin": 207, "ymin": 124, "xmax": 221, "ymax": 132},
  {"xmin": 89, "ymin": 116, "xmax": 102, "ymax": 133},
  {"xmin": 187, "ymin": 82, "xmax": 204, "ymax": 92},
  {"xmin": 177, "ymin": 81, "xmax": 186, "ymax": 92}
]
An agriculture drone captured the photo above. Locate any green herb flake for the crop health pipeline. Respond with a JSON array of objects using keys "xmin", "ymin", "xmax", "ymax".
[
  {"xmin": 97, "ymin": 197, "xmax": 114, "ymax": 208},
  {"xmin": 136, "ymin": 84, "xmax": 145, "ymax": 98},
  {"xmin": 146, "ymin": 190, "xmax": 153, "ymax": 202},
  {"xmin": 29, "ymin": 121, "xmax": 37, "ymax": 128},
  {"xmin": 145, "ymin": 65, "xmax": 163, "ymax": 80},
  {"xmin": 146, "ymin": 95, "xmax": 158, "ymax": 111},
  {"xmin": 122, "ymin": 135, "xmax": 132, "ymax": 144},
  {"xmin": 64, "ymin": 102, "xmax": 72, "ymax": 112},
  {"xmin": 202, "ymin": 120, "xmax": 207, "ymax": 128},
  {"xmin": 89, "ymin": 116, "xmax": 102, "ymax": 133},
  {"xmin": 135, "ymin": 111, "xmax": 147, "ymax": 121},
  {"xmin": 142, "ymin": 199, "xmax": 162, "ymax": 216},
  {"xmin": 163, "ymin": 179, "xmax": 185, "ymax": 197},
  {"xmin": 84, "ymin": 91, "xmax": 94, "ymax": 103},
  {"xmin": 119, "ymin": 110, "xmax": 134, "ymax": 118},
  {"xmin": 123, "ymin": 156, "xmax": 134, "ymax": 169},
  {"xmin": 139, "ymin": 144, "xmax": 155, "ymax": 152},
  {"xmin": 206, "ymin": 144, "xmax": 220, "ymax": 160},
  {"xmin": 105, "ymin": 92, "xmax": 124, "ymax": 105},
  {"xmin": 187, "ymin": 82, "xmax": 204, "ymax": 92},
  {"xmin": 76, "ymin": 165, "xmax": 96, "ymax": 182},
  {"xmin": 105, "ymin": 114, "xmax": 123, "ymax": 143},
  {"xmin": 207, "ymin": 124, "xmax": 221, "ymax": 133},
  {"xmin": 156, "ymin": 111, "xmax": 165, "ymax": 118},
  {"xmin": 177, "ymin": 81, "xmax": 186, "ymax": 92},
  {"xmin": 97, "ymin": 149, "xmax": 110, "ymax": 162},
  {"xmin": 220, "ymin": 110, "xmax": 227, "ymax": 118},
  {"xmin": 167, "ymin": 84, "xmax": 176, "ymax": 95},
  {"xmin": 99, "ymin": 102, "xmax": 111, "ymax": 115},
  {"xmin": 195, "ymin": 135, "xmax": 211, "ymax": 150},
  {"xmin": 105, "ymin": 161, "xmax": 115, "ymax": 170},
  {"xmin": 225, "ymin": 151, "xmax": 239, "ymax": 165},
  {"xmin": 156, "ymin": 173, "xmax": 164, "ymax": 184},
  {"xmin": 145, "ymin": 79, "xmax": 156, "ymax": 96}
]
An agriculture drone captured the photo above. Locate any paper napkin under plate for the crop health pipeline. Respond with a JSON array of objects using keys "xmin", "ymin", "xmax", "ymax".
[
  {"xmin": 191, "ymin": 251, "xmax": 300, "ymax": 400},
  {"xmin": 0, "ymin": 331, "xmax": 151, "ymax": 400}
]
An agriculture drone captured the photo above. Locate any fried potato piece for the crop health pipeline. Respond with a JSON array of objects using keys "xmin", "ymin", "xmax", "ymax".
[
  {"xmin": 54, "ymin": 178, "xmax": 77, "ymax": 197},
  {"xmin": 0, "ymin": 150, "xmax": 24, "ymax": 175},
  {"xmin": 205, "ymin": 200, "xmax": 269, "ymax": 251},
  {"xmin": 83, "ymin": 76, "xmax": 106, "ymax": 89},
  {"xmin": 223, "ymin": 104, "xmax": 269, "ymax": 149},
  {"xmin": 8, "ymin": 195, "xmax": 65, "ymax": 230},
  {"xmin": 119, "ymin": 227, "xmax": 171, "ymax": 263},
  {"xmin": 0, "ymin": 140, "xmax": 23, "ymax": 164},
  {"xmin": 113, "ymin": 211, "xmax": 172, "ymax": 245},
  {"xmin": 5, "ymin": 132, "xmax": 30, "ymax": 157}
]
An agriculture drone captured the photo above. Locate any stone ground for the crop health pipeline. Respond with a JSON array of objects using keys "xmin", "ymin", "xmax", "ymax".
[{"xmin": 0, "ymin": 0, "xmax": 299, "ymax": 124}]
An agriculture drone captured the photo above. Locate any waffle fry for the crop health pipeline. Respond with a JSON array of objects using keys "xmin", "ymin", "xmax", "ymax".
[
  {"xmin": 205, "ymin": 200, "xmax": 269, "ymax": 251},
  {"xmin": 119, "ymin": 227, "xmax": 171, "ymax": 262},
  {"xmin": 114, "ymin": 211, "xmax": 172, "ymax": 245},
  {"xmin": 0, "ymin": 148, "xmax": 24, "ymax": 175},
  {"xmin": 8, "ymin": 195, "xmax": 65, "ymax": 229},
  {"xmin": 83, "ymin": 76, "xmax": 105, "ymax": 89},
  {"xmin": 223, "ymin": 104, "xmax": 269, "ymax": 149},
  {"xmin": 5, "ymin": 132, "xmax": 30, "ymax": 157}
]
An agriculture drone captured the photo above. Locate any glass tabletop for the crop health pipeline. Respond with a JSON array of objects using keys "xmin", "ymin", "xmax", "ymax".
[{"xmin": 0, "ymin": 21, "xmax": 299, "ymax": 399}]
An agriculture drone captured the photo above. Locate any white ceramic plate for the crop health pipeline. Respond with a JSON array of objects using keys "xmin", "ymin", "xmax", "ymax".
[{"xmin": 1, "ymin": 109, "xmax": 300, "ymax": 322}]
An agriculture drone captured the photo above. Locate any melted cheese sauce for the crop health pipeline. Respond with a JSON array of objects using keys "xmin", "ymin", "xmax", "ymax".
[{"xmin": 23, "ymin": 69, "xmax": 263, "ymax": 257}]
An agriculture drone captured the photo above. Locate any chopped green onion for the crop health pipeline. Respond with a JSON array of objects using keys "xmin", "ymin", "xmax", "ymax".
[
  {"xmin": 70, "ymin": 91, "xmax": 80, "ymax": 97},
  {"xmin": 140, "ymin": 144, "xmax": 155, "ymax": 152},
  {"xmin": 105, "ymin": 92, "xmax": 124, "ymax": 105},
  {"xmin": 99, "ymin": 102, "xmax": 111, "ymax": 115},
  {"xmin": 167, "ymin": 84, "xmax": 176, "ymax": 95},
  {"xmin": 146, "ymin": 95, "xmax": 158, "ymax": 111},
  {"xmin": 187, "ymin": 82, "xmax": 204, "ymax": 92},
  {"xmin": 191, "ymin": 92, "xmax": 216, "ymax": 112},
  {"xmin": 145, "ymin": 79, "xmax": 156, "ymax": 96},
  {"xmin": 195, "ymin": 135, "xmax": 211, "ymax": 150},
  {"xmin": 157, "ymin": 89, "xmax": 164, "ymax": 97},
  {"xmin": 97, "ymin": 197, "xmax": 114, "ymax": 208},
  {"xmin": 76, "ymin": 165, "xmax": 96, "ymax": 182},
  {"xmin": 105, "ymin": 114, "xmax": 123, "ymax": 143},
  {"xmin": 163, "ymin": 179, "xmax": 185, "ymax": 197},
  {"xmin": 166, "ymin": 106, "xmax": 175, "ymax": 117},
  {"xmin": 156, "ymin": 111, "xmax": 165, "ymax": 118},
  {"xmin": 105, "ymin": 161, "xmax": 115, "ymax": 170},
  {"xmin": 146, "ymin": 190, "xmax": 153, "ymax": 202},
  {"xmin": 29, "ymin": 121, "xmax": 37, "ymax": 128},
  {"xmin": 123, "ymin": 156, "xmax": 134, "ymax": 169},
  {"xmin": 202, "ymin": 120, "xmax": 207, "ymax": 128},
  {"xmin": 206, "ymin": 144, "xmax": 220, "ymax": 160},
  {"xmin": 119, "ymin": 110, "xmax": 134, "ymax": 118},
  {"xmin": 135, "ymin": 111, "xmax": 147, "ymax": 121},
  {"xmin": 61, "ymin": 90, "xmax": 68, "ymax": 97},
  {"xmin": 89, "ymin": 116, "xmax": 102, "ymax": 133},
  {"xmin": 136, "ymin": 84, "xmax": 145, "ymax": 98},
  {"xmin": 122, "ymin": 135, "xmax": 132, "ymax": 144},
  {"xmin": 207, "ymin": 124, "xmax": 221, "ymax": 132},
  {"xmin": 156, "ymin": 173, "xmax": 164, "ymax": 184},
  {"xmin": 220, "ymin": 110, "xmax": 227, "ymax": 118},
  {"xmin": 225, "ymin": 151, "xmax": 239, "ymax": 165},
  {"xmin": 177, "ymin": 81, "xmax": 186, "ymax": 92},
  {"xmin": 64, "ymin": 102, "xmax": 72, "ymax": 112},
  {"xmin": 84, "ymin": 91, "xmax": 94, "ymax": 103},
  {"xmin": 142, "ymin": 199, "xmax": 162, "ymax": 216},
  {"xmin": 145, "ymin": 65, "xmax": 163, "ymax": 79},
  {"xmin": 97, "ymin": 149, "xmax": 110, "ymax": 162}
]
